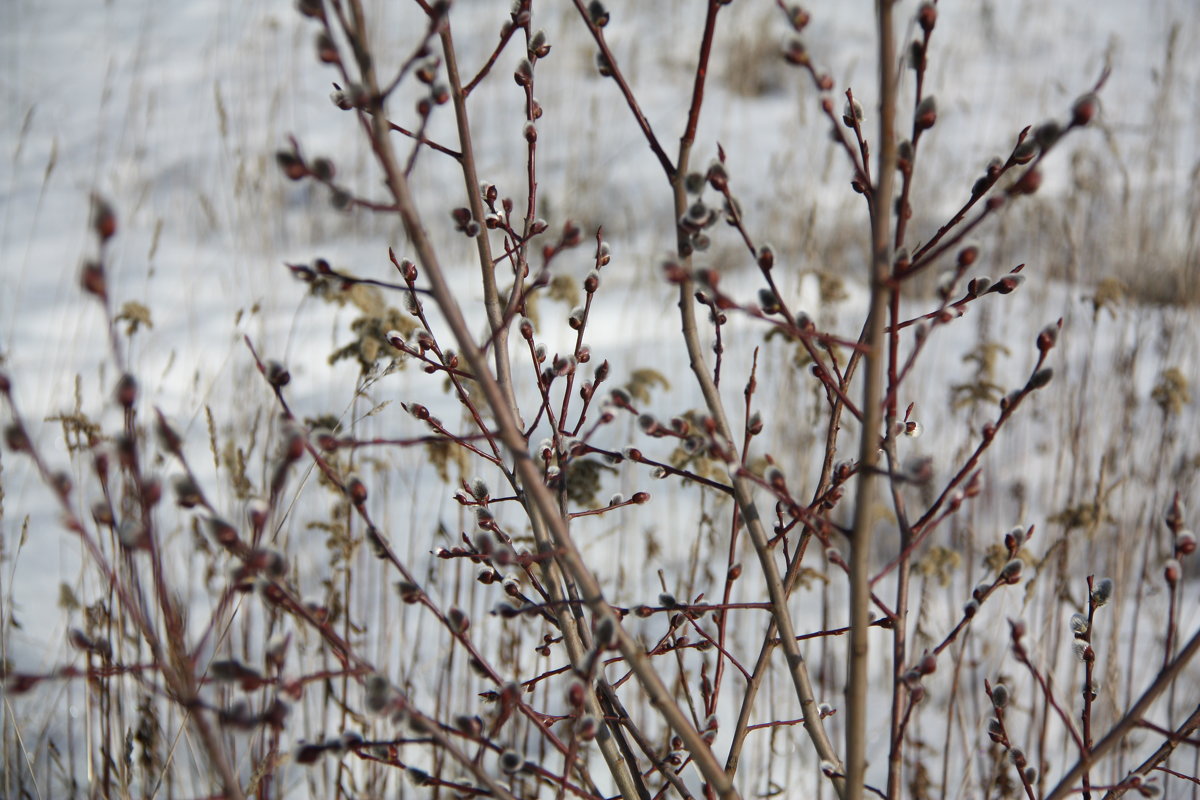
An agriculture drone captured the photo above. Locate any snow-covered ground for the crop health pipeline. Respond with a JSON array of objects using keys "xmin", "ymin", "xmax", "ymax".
[{"xmin": 2, "ymin": 0, "xmax": 1198, "ymax": 797}]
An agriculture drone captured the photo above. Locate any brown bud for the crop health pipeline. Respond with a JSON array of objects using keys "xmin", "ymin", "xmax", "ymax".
[
  {"xmin": 347, "ymin": 475, "xmax": 368, "ymax": 505},
  {"xmin": 447, "ymin": 607, "xmax": 469, "ymax": 634},
  {"xmin": 587, "ymin": 0, "xmax": 609, "ymax": 27},
  {"xmin": 783, "ymin": 37, "xmax": 809, "ymax": 66},
  {"xmin": 4, "ymin": 423, "xmax": 30, "ymax": 453},
  {"xmin": 265, "ymin": 361, "xmax": 290, "ymax": 388},
  {"xmin": 1012, "ymin": 168, "xmax": 1042, "ymax": 195}
]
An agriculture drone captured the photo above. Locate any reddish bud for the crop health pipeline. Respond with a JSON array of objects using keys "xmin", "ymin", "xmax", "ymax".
[
  {"xmin": 916, "ymin": 1, "xmax": 936, "ymax": 33},
  {"xmin": 915, "ymin": 96, "xmax": 937, "ymax": 130},
  {"xmin": 1071, "ymin": 93, "xmax": 1099, "ymax": 126},
  {"xmin": 587, "ymin": 0, "xmax": 609, "ymax": 27},
  {"xmin": 1012, "ymin": 168, "xmax": 1042, "ymax": 195},
  {"xmin": 1037, "ymin": 321, "xmax": 1060, "ymax": 353},
  {"xmin": 91, "ymin": 195, "xmax": 117, "ymax": 242},
  {"xmin": 783, "ymin": 38, "xmax": 809, "ymax": 66},
  {"xmin": 275, "ymin": 150, "xmax": 307, "ymax": 181},
  {"xmin": 315, "ymin": 32, "xmax": 339, "ymax": 64},
  {"xmin": 4, "ymin": 423, "xmax": 30, "ymax": 453},
  {"xmin": 81, "ymin": 260, "xmax": 107, "ymax": 300},
  {"xmin": 447, "ymin": 607, "xmax": 470, "ymax": 634},
  {"xmin": 347, "ymin": 475, "xmax": 368, "ymax": 505}
]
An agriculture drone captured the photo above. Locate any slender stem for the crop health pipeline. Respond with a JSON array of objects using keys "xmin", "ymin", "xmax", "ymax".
[
  {"xmin": 1045, "ymin": 627, "xmax": 1200, "ymax": 800},
  {"xmin": 354, "ymin": 46, "xmax": 739, "ymax": 800}
]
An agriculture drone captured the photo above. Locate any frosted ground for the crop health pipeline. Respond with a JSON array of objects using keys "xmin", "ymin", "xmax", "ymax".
[{"xmin": 1, "ymin": 0, "xmax": 1199, "ymax": 797}]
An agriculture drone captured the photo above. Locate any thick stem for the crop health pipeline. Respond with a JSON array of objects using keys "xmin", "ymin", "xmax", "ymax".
[
  {"xmin": 440, "ymin": 23, "xmax": 521, "ymax": 421},
  {"xmin": 845, "ymin": 2, "xmax": 897, "ymax": 798}
]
